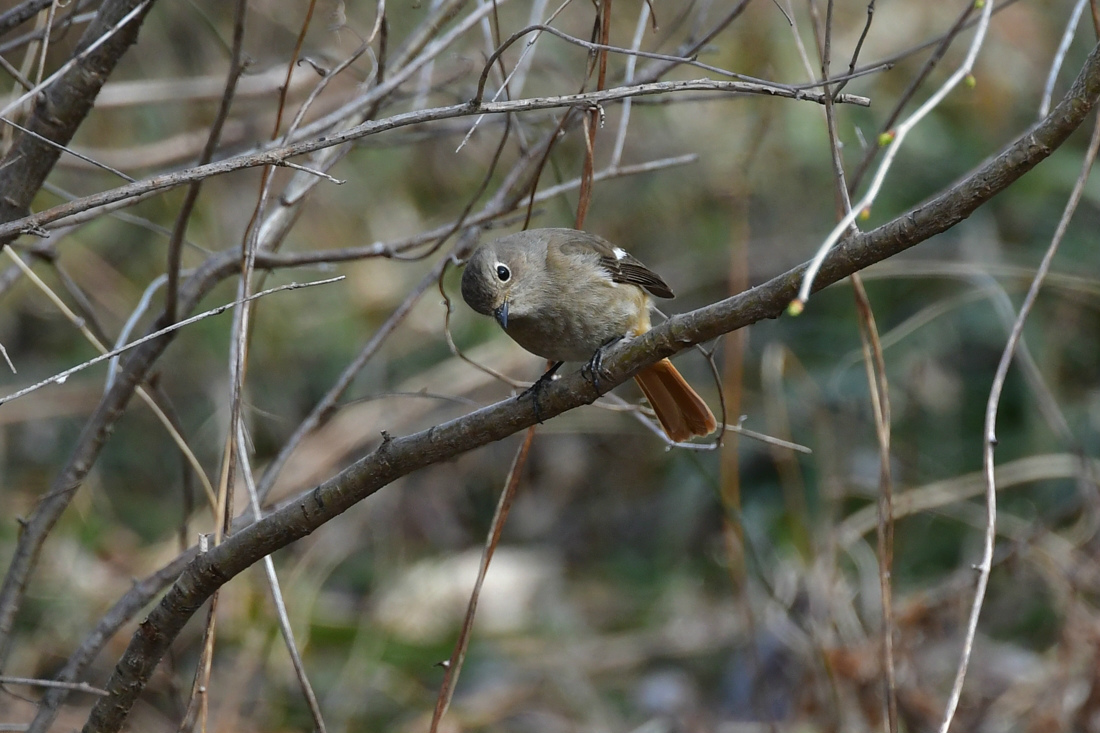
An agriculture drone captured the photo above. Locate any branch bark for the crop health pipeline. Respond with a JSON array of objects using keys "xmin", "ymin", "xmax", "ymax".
[
  {"xmin": 0, "ymin": 0, "xmax": 157, "ymax": 236},
  {"xmin": 0, "ymin": 0, "xmax": 54, "ymax": 38},
  {"xmin": 80, "ymin": 39, "xmax": 1100, "ymax": 733}
]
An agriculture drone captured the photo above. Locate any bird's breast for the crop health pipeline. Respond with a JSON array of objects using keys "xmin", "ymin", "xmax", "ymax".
[{"xmin": 503, "ymin": 282, "xmax": 650, "ymax": 363}]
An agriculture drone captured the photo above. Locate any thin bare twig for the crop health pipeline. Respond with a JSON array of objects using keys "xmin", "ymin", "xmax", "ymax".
[
  {"xmin": 940, "ymin": 108, "xmax": 1100, "ymax": 733},
  {"xmin": 0, "ymin": 276, "xmax": 344, "ymax": 406},
  {"xmin": 1041, "ymin": 0, "xmax": 1089, "ymax": 118},
  {"xmin": 795, "ymin": 0, "xmax": 995, "ymax": 309},
  {"xmin": 164, "ymin": 0, "xmax": 247, "ymax": 323},
  {"xmin": 0, "ymin": 79, "xmax": 867, "ymax": 243},
  {"xmin": 0, "ymin": 116, "xmax": 134, "ymax": 180},
  {"xmin": 0, "ymin": 52, "xmax": 32, "ymax": 91},
  {"xmin": 847, "ymin": 0, "xmax": 978, "ymax": 194},
  {"xmin": 610, "ymin": 1, "xmax": 651, "ymax": 167},
  {"xmin": 290, "ymin": 0, "xmax": 509, "ymax": 142},
  {"xmin": 472, "ymin": 21, "xmax": 788, "ymax": 105},
  {"xmin": 389, "ymin": 111, "xmax": 514, "ymax": 262},
  {"xmin": 239, "ymin": 421, "xmax": 328, "ymax": 733},
  {"xmin": 455, "ymin": 0, "xmax": 550, "ymax": 150},
  {"xmin": 0, "ymin": 342, "xmax": 14, "ymax": 373},
  {"xmin": 282, "ymin": 40, "xmax": 374, "ymax": 140},
  {"xmin": 637, "ymin": 0, "xmax": 753, "ymax": 82},
  {"xmin": 0, "ymin": 676, "xmax": 106, "ymax": 696},
  {"xmin": 833, "ymin": 1, "xmax": 875, "ymax": 95}
]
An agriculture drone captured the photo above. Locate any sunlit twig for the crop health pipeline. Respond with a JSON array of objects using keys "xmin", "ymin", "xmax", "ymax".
[
  {"xmin": 794, "ymin": 0, "xmax": 995, "ymax": 309},
  {"xmin": 942, "ymin": 106, "xmax": 1100, "ymax": 733}
]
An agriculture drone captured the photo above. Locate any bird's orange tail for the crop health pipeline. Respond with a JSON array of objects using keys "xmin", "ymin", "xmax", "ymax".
[{"xmin": 633, "ymin": 358, "xmax": 717, "ymax": 442}]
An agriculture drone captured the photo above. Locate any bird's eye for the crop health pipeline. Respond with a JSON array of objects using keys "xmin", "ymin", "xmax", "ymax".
[{"xmin": 495, "ymin": 264, "xmax": 511, "ymax": 282}]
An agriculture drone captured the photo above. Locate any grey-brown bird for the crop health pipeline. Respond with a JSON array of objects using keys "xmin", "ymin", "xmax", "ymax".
[{"xmin": 460, "ymin": 228, "xmax": 717, "ymax": 442}]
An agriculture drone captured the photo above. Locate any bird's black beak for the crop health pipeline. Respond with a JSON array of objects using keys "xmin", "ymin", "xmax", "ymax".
[{"xmin": 494, "ymin": 300, "xmax": 508, "ymax": 329}]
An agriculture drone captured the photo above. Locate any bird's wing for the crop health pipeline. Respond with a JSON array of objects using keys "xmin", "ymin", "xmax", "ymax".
[{"xmin": 558, "ymin": 231, "xmax": 675, "ymax": 299}]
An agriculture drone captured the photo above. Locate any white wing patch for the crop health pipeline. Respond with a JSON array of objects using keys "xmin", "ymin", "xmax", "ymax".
[{"xmin": 612, "ymin": 247, "xmax": 628, "ymax": 260}]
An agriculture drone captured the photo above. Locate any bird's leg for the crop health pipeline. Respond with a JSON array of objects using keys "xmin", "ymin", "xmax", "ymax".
[
  {"xmin": 522, "ymin": 360, "xmax": 564, "ymax": 423},
  {"xmin": 582, "ymin": 337, "xmax": 622, "ymax": 393}
]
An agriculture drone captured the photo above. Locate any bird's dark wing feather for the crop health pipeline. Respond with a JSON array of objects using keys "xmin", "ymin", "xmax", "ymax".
[{"xmin": 559, "ymin": 232, "xmax": 675, "ymax": 299}]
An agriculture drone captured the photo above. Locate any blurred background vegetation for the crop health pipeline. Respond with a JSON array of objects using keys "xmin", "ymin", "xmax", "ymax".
[{"xmin": 2, "ymin": 0, "xmax": 1100, "ymax": 731}]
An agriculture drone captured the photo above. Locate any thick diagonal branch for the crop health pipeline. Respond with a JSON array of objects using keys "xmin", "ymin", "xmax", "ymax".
[{"xmin": 81, "ymin": 39, "xmax": 1100, "ymax": 733}]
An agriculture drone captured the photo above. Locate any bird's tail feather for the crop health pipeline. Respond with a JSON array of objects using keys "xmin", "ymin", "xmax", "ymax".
[{"xmin": 633, "ymin": 358, "xmax": 717, "ymax": 442}]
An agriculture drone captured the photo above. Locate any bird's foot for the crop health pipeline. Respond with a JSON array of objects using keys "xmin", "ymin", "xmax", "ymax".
[
  {"xmin": 521, "ymin": 361, "xmax": 564, "ymax": 423},
  {"xmin": 582, "ymin": 337, "xmax": 622, "ymax": 393}
]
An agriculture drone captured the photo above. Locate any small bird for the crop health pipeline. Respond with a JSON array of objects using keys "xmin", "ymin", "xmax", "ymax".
[{"xmin": 460, "ymin": 227, "xmax": 717, "ymax": 442}]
